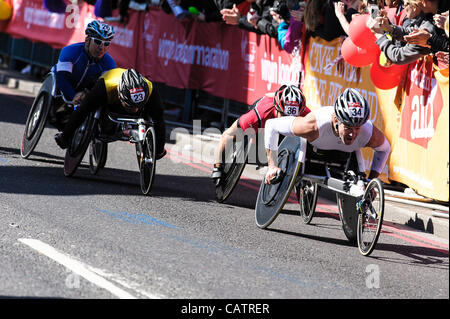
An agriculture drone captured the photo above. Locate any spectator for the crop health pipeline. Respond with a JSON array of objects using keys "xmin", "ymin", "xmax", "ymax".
[
  {"xmin": 281, "ymin": 0, "xmax": 305, "ymax": 53},
  {"xmin": 334, "ymin": 0, "xmax": 365, "ymax": 36},
  {"xmin": 220, "ymin": 0, "xmax": 281, "ymax": 38},
  {"xmin": 368, "ymin": 0, "xmax": 435, "ymax": 65},
  {"xmin": 383, "ymin": 0, "xmax": 408, "ymax": 26},
  {"xmin": 403, "ymin": 1, "xmax": 448, "ymax": 53},
  {"xmin": 304, "ymin": 0, "xmax": 349, "ymax": 41}
]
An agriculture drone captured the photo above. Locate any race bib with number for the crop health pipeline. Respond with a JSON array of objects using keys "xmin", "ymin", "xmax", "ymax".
[
  {"xmin": 348, "ymin": 102, "xmax": 364, "ymax": 118},
  {"xmin": 284, "ymin": 100, "xmax": 300, "ymax": 116},
  {"xmin": 130, "ymin": 87, "xmax": 146, "ymax": 103}
]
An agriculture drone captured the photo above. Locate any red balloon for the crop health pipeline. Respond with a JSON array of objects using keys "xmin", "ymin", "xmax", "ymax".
[
  {"xmin": 370, "ymin": 59, "xmax": 408, "ymax": 90},
  {"xmin": 348, "ymin": 14, "xmax": 378, "ymax": 52},
  {"xmin": 341, "ymin": 37, "xmax": 378, "ymax": 67}
]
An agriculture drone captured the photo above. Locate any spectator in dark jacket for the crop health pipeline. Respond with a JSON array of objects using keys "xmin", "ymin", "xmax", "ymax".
[{"xmin": 369, "ymin": 0, "xmax": 435, "ymax": 65}]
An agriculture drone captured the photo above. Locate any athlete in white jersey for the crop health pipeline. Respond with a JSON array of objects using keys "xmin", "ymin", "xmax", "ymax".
[{"xmin": 264, "ymin": 88, "xmax": 391, "ymax": 184}]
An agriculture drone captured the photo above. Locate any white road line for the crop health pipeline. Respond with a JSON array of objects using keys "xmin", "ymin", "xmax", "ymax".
[{"xmin": 19, "ymin": 238, "xmax": 139, "ymax": 299}]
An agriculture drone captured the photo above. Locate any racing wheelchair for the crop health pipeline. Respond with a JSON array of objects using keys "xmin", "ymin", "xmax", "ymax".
[
  {"xmin": 255, "ymin": 136, "xmax": 385, "ymax": 256},
  {"xmin": 63, "ymin": 106, "xmax": 157, "ymax": 195},
  {"xmin": 20, "ymin": 72, "xmax": 156, "ymax": 195}
]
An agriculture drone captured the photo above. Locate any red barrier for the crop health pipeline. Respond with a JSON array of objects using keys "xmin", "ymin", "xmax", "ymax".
[{"xmin": 136, "ymin": 8, "xmax": 300, "ymax": 105}]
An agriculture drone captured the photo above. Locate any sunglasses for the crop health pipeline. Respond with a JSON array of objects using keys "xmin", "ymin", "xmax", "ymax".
[{"xmin": 91, "ymin": 38, "xmax": 111, "ymax": 47}]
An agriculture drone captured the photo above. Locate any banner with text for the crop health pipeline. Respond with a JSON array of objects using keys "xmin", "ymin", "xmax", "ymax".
[{"xmin": 303, "ymin": 37, "xmax": 448, "ymax": 201}]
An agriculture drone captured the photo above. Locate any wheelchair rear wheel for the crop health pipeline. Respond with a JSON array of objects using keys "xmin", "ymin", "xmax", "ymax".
[
  {"xmin": 337, "ymin": 194, "xmax": 358, "ymax": 243},
  {"xmin": 296, "ymin": 179, "xmax": 319, "ymax": 224},
  {"xmin": 64, "ymin": 114, "xmax": 96, "ymax": 177},
  {"xmin": 255, "ymin": 136, "xmax": 302, "ymax": 229},
  {"xmin": 215, "ymin": 137, "xmax": 250, "ymax": 203},
  {"xmin": 137, "ymin": 127, "xmax": 156, "ymax": 195},
  {"xmin": 357, "ymin": 178, "xmax": 384, "ymax": 256},
  {"xmin": 89, "ymin": 139, "xmax": 108, "ymax": 175},
  {"xmin": 21, "ymin": 90, "xmax": 52, "ymax": 159}
]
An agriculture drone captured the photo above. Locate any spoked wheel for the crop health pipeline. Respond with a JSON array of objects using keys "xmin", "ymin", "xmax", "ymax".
[
  {"xmin": 337, "ymin": 194, "xmax": 358, "ymax": 243},
  {"xmin": 64, "ymin": 114, "xmax": 96, "ymax": 177},
  {"xmin": 137, "ymin": 127, "xmax": 156, "ymax": 195},
  {"xmin": 89, "ymin": 139, "xmax": 108, "ymax": 175},
  {"xmin": 21, "ymin": 90, "xmax": 52, "ymax": 158},
  {"xmin": 296, "ymin": 179, "xmax": 319, "ymax": 224},
  {"xmin": 215, "ymin": 137, "xmax": 250, "ymax": 203},
  {"xmin": 357, "ymin": 178, "xmax": 384, "ymax": 256}
]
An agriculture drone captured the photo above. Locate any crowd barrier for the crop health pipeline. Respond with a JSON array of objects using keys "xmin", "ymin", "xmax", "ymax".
[{"xmin": 0, "ymin": 0, "xmax": 448, "ymax": 202}]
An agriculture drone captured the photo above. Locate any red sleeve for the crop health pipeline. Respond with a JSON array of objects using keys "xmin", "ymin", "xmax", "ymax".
[{"xmin": 300, "ymin": 106, "xmax": 312, "ymax": 116}]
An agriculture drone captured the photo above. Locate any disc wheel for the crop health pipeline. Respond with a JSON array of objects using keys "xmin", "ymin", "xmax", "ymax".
[
  {"xmin": 137, "ymin": 127, "xmax": 156, "ymax": 195},
  {"xmin": 296, "ymin": 180, "xmax": 319, "ymax": 224},
  {"xmin": 357, "ymin": 178, "xmax": 384, "ymax": 256},
  {"xmin": 21, "ymin": 90, "xmax": 52, "ymax": 158},
  {"xmin": 215, "ymin": 137, "xmax": 250, "ymax": 203}
]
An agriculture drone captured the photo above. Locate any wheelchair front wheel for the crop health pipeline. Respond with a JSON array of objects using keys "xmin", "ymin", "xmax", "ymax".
[
  {"xmin": 296, "ymin": 180, "xmax": 318, "ymax": 224},
  {"xmin": 137, "ymin": 127, "xmax": 156, "ymax": 195},
  {"xmin": 357, "ymin": 178, "xmax": 384, "ymax": 256}
]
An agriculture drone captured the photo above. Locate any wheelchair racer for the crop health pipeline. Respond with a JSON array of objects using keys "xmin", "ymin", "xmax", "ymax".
[
  {"xmin": 211, "ymin": 85, "xmax": 311, "ymax": 184},
  {"xmin": 52, "ymin": 20, "xmax": 116, "ymax": 105},
  {"xmin": 54, "ymin": 68, "xmax": 167, "ymax": 160},
  {"xmin": 263, "ymin": 88, "xmax": 391, "ymax": 184}
]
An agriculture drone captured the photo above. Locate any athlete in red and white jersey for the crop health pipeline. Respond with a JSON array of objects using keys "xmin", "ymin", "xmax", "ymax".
[
  {"xmin": 264, "ymin": 88, "xmax": 391, "ymax": 184},
  {"xmin": 211, "ymin": 85, "xmax": 311, "ymax": 183}
]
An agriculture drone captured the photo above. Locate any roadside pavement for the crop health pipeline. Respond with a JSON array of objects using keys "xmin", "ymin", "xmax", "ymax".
[{"xmin": 1, "ymin": 67, "xmax": 448, "ymax": 242}]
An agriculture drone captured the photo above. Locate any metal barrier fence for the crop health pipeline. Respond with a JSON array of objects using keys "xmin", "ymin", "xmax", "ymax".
[{"xmin": 0, "ymin": 32, "xmax": 249, "ymax": 130}]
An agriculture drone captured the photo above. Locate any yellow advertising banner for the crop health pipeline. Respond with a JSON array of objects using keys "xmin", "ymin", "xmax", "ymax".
[{"xmin": 303, "ymin": 37, "xmax": 449, "ymax": 201}]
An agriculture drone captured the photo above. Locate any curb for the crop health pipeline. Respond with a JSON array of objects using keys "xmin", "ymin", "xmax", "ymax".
[
  {"xmin": 0, "ymin": 71, "xmax": 42, "ymax": 95},
  {"xmin": 170, "ymin": 130, "xmax": 449, "ymax": 240}
]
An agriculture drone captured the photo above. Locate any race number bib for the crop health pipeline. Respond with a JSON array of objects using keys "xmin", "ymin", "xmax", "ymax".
[
  {"xmin": 348, "ymin": 102, "xmax": 364, "ymax": 118},
  {"xmin": 284, "ymin": 100, "xmax": 300, "ymax": 116},
  {"xmin": 130, "ymin": 87, "xmax": 146, "ymax": 103}
]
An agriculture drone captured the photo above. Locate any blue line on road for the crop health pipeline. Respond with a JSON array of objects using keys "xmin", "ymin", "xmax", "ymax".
[{"xmin": 97, "ymin": 209, "xmax": 178, "ymax": 229}]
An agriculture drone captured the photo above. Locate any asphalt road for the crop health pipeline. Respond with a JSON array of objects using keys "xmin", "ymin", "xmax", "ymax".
[{"xmin": 0, "ymin": 86, "xmax": 448, "ymax": 303}]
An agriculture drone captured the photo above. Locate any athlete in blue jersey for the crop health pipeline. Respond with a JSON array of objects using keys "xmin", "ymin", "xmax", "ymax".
[{"xmin": 52, "ymin": 20, "xmax": 116, "ymax": 104}]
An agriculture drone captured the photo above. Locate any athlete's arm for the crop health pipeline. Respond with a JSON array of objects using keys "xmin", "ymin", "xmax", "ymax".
[
  {"xmin": 264, "ymin": 114, "xmax": 317, "ymax": 184},
  {"xmin": 365, "ymin": 125, "xmax": 391, "ymax": 179},
  {"xmin": 54, "ymin": 46, "xmax": 78, "ymax": 101}
]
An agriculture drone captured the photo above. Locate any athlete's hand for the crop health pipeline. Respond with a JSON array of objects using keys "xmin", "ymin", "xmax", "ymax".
[
  {"xmin": 72, "ymin": 91, "xmax": 86, "ymax": 105},
  {"xmin": 265, "ymin": 166, "xmax": 281, "ymax": 184}
]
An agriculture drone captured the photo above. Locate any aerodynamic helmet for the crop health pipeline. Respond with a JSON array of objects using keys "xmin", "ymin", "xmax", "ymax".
[
  {"xmin": 85, "ymin": 20, "xmax": 115, "ymax": 41},
  {"xmin": 118, "ymin": 69, "xmax": 151, "ymax": 113},
  {"xmin": 273, "ymin": 85, "xmax": 306, "ymax": 116},
  {"xmin": 334, "ymin": 88, "xmax": 370, "ymax": 127}
]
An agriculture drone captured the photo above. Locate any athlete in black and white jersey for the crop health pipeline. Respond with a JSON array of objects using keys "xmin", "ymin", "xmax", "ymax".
[{"xmin": 263, "ymin": 88, "xmax": 391, "ymax": 184}]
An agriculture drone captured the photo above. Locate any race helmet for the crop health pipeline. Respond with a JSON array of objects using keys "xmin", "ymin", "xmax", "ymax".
[
  {"xmin": 274, "ymin": 85, "xmax": 306, "ymax": 116},
  {"xmin": 85, "ymin": 20, "xmax": 115, "ymax": 41},
  {"xmin": 118, "ymin": 69, "xmax": 151, "ymax": 113},
  {"xmin": 334, "ymin": 88, "xmax": 370, "ymax": 127}
]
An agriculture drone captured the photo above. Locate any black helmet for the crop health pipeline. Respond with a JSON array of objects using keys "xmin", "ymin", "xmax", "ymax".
[
  {"xmin": 334, "ymin": 88, "xmax": 370, "ymax": 127},
  {"xmin": 85, "ymin": 20, "xmax": 115, "ymax": 41},
  {"xmin": 118, "ymin": 69, "xmax": 151, "ymax": 113},
  {"xmin": 274, "ymin": 84, "xmax": 306, "ymax": 116}
]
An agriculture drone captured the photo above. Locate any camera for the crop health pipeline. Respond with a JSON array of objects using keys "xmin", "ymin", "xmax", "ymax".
[{"xmin": 270, "ymin": 0, "xmax": 290, "ymax": 21}]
